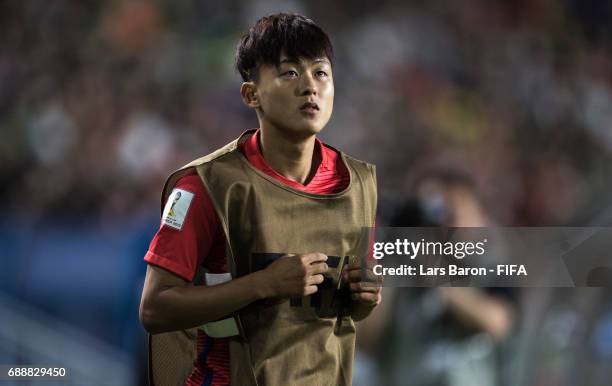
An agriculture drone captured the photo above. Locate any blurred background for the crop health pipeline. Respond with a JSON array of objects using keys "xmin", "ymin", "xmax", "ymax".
[{"xmin": 2, "ymin": 0, "xmax": 612, "ymax": 385}]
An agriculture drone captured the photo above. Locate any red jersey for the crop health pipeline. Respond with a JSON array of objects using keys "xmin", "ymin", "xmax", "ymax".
[{"xmin": 144, "ymin": 129, "xmax": 350, "ymax": 386}]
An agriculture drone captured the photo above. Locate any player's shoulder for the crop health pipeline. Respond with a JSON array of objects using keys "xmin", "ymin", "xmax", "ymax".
[
  {"xmin": 181, "ymin": 129, "xmax": 258, "ymax": 171},
  {"xmin": 343, "ymin": 152, "xmax": 375, "ymax": 170},
  {"xmin": 182, "ymin": 139, "xmax": 241, "ymax": 169},
  {"xmin": 322, "ymin": 141, "xmax": 376, "ymax": 174},
  {"xmin": 160, "ymin": 133, "xmax": 249, "ymax": 204},
  {"xmin": 174, "ymin": 170, "xmax": 206, "ymax": 194}
]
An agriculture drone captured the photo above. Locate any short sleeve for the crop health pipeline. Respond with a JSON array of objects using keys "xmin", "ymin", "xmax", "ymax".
[{"xmin": 144, "ymin": 171, "xmax": 220, "ymax": 281}]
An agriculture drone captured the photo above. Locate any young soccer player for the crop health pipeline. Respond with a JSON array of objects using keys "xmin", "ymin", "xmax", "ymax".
[{"xmin": 139, "ymin": 13, "xmax": 380, "ymax": 386}]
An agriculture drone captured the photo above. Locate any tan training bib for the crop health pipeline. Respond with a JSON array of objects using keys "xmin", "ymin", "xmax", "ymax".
[{"xmin": 149, "ymin": 130, "xmax": 377, "ymax": 386}]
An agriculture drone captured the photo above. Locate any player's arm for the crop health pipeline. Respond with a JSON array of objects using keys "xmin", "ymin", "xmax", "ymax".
[
  {"xmin": 139, "ymin": 253, "xmax": 328, "ymax": 334},
  {"xmin": 140, "ymin": 264, "xmax": 264, "ymax": 334}
]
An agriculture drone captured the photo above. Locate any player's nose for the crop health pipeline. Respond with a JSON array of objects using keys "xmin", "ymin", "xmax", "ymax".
[{"xmin": 298, "ymin": 73, "xmax": 317, "ymax": 96}]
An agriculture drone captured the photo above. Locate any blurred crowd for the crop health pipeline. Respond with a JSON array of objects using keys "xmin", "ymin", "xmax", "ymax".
[
  {"xmin": 2, "ymin": 1, "xmax": 612, "ymax": 385},
  {"xmin": 2, "ymin": 0, "xmax": 612, "ymax": 226}
]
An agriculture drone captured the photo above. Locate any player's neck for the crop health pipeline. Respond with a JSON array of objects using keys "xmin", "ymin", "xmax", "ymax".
[{"xmin": 259, "ymin": 126, "xmax": 319, "ymax": 185}]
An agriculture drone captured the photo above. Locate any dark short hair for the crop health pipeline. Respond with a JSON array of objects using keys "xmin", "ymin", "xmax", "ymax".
[{"xmin": 235, "ymin": 13, "xmax": 334, "ymax": 82}]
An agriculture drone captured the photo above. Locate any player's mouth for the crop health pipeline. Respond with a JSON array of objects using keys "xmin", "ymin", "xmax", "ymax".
[{"xmin": 299, "ymin": 102, "xmax": 319, "ymax": 115}]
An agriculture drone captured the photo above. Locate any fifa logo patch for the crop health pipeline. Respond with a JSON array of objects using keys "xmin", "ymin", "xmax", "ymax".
[{"xmin": 162, "ymin": 188, "xmax": 194, "ymax": 230}]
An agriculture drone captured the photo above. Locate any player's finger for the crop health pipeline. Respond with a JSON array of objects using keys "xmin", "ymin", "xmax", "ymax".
[
  {"xmin": 345, "ymin": 267, "xmax": 378, "ymax": 283},
  {"xmin": 307, "ymin": 274, "xmax": 325, "ymax": 285},
  {"xmin": 304, "ymin": 285, "xmax": 318, "ymax": 296},
  {"xmin": 349, "ymin": 282, "xmax": 381, "ymax": 292},
  {"xmin": 351, "ymin": 292, "xmax": 379, "ymax": 304},
  {"xmin": 308, "ymin": 262, "xmax": 329, "ymax": 275},
  {"xmin": 346, "ymin": 260, "xmax": 361, "ymax": 270},
  {"xmin": 303, "ymin": 253, "xmax": 328, "ymax": 265}
]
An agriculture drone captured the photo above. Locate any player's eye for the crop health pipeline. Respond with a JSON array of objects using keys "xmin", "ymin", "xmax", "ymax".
[
  {"xmin": 283, "ymin": 70, "xmax": 298, "ymax": 77},
  {"xmin": 316, "ymin": 70, "xmax": 328, "ymax": 78}
]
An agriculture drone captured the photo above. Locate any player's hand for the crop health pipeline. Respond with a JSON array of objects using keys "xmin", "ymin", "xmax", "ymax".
[
  {"xmin": 344, "ymin": 260, "xmax": 382, "ymax": 307},
  {"xmin": 262, "ymin": 253, "xmax": 329, "ymax": 298}
]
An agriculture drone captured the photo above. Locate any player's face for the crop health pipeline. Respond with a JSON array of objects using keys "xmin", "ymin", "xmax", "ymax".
[{"xmin": 253, "ymin": 54, "xmax": 334, "ymax": 137}]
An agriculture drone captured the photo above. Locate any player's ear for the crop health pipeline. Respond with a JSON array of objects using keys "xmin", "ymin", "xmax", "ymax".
[{"xmin": 240, "ymin": 82, "xmax": 260, "ymax": 109}]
